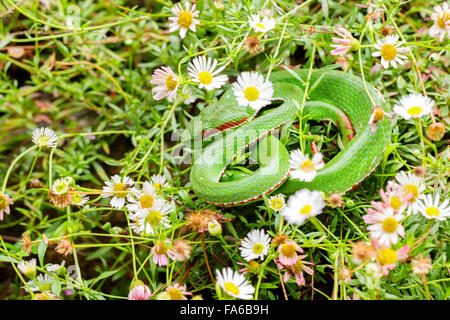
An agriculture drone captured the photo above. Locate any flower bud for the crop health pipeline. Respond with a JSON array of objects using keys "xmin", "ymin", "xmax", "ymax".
[
  {"xmin": 426, "ymin": 122, "xmax": 446, "ymax": 141},
  {"xmin": 207, "ymin": 219, "xmax": 222, "ymax": 237}
]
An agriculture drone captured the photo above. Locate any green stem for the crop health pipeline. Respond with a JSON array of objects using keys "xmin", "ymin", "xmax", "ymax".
[
  {"xmin": 2, "ymin": 145, "xmax": 37, "ymax": 194},
  {"xmin": 13, "ymin": 147, "xmax": 42, "ymax": 199}
]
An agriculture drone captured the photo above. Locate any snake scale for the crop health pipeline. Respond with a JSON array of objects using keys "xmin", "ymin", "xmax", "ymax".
[{"xmin": 183, "ymin": 69, "xmax": 391, "ymax": 206}]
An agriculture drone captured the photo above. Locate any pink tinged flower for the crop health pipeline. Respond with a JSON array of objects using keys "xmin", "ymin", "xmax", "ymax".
[
  {"xmin": 368, "ymin": 106, "xmax": 392, "ymax": 132},
  {"xmin": 371, "ymin": 238, "xmax": 409, "ymax": 276},
  {"xmin": 128, "ymin": 284, "xmax": 152, "ymax": 300},
  {"xmin": 0, "ymin": 192, "xmax": 13, "ymax": 221},
  {"xmin": 164, "ymin": 283, "xmax": 192, "ymax": 300},
  {"xmin": 365, "ymin": 207, "xmax": 405, "ymax": 247},
  {"xmin": 152, "ymin": 240, "xmax": 171, "ymax": 267},
  {"xmin": 150, "ymin": 66, "xmax": 179, "ymax": 102},
  {"xmin": 281, "ymin": 255, "xmax": 314, "ymax": 287},
  {"xmin": 277, "ymin": 241, "xmax": 303, "ymax": 266},
  {"xmin": 429, "ymin": 2, "xmax": 450, "ymax": 41},
  {"xmin": 330, "ymin": 26, "xmax": 358, "ymax": 56},
  {"xmin": 378, "ymin": 182, "xmax": 414, "ymax": 213}
]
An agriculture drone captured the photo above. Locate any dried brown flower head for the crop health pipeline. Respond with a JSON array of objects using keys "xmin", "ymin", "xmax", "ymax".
[
  {"xmin": 21, "ymin": 233, "xmax": 32, "ymax": 254},
  {"xmin": 184, "ymin": 209, "xmax": 217, "ymax": 233},
  {"xmin": 351, "ymin": 241, "xmax": 374, "ymax": 264},
  {"xmin": 55, "ymin": 238, "xmax": 73, "ymax": 256},
  {"xmin": 413, "ymin": 166, "xmax": 427, "ymax": 178},
  {"xmin": 411, "ymin": 254, "xmax": 432, "ymax": 275},
  {"xmin": 339, "ymin": 266, "xmax": 352, "ymax": 283},
  {"xmin": 244, "ymin": 36, "xmax": 261, "ymax": 55},
  {"xmin": 327, "ymin": 192, "xmax": 344, "ymax": 208},
  {"xmin": 380, "ymin": 26, "xmax": 394, "ymax": 36},
  {"xmin": 426, "ymin": 122, "xmax": 446, "ymax": 142},
  {"xmin": 170, "ymin": 239, "xmax": 192, "ymax": 262},
  {"xmin": 48, "ymin": 187, "xmax": 72, "ymax": 208},
  {"xmin": 271, "ymin": 234, "xmax": 289, "ymax": 246}
]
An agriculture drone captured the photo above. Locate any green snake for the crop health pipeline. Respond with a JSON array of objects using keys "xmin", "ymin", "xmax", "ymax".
[{"xmin": 183, "ymin": 68, "xmax": 391, "ymax": 206}]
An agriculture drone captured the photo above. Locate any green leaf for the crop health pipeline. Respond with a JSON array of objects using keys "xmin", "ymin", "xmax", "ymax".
[
  {"xmin": 38, "ymin": 240, "xmax": 47, "ymax": 267},
  {"xmin": 87, "ymin": 270, "xmax": 120, "ymax": 288},
  {"xmin": 0, "ymin": 255, "xmax": 18, "ymax": 263}
]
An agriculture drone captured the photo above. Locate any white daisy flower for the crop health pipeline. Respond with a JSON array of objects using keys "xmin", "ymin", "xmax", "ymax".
[
  {"xmin": 239, "ymin": 229, "xmax": 272, "ymax": 261},
  {"xmin": 71, "ymin": 189, "xmax": 89, "ymax": 206},
  {"xmin": 394, "ymin": 171, "xmax": 425, "ymax": 215},
  {"xmin": 46, "ymin": 261, "xmax": 66, "ymax": 274},
  {"xmin": 215, "ymin": 267, "xmax": 255, "ymax": 300},
  {"xmin": 232, "ymin": 71, "xmax": 273, "ymax": 111},
  {"xmin": 150, "ymin": 66, "xmax": 179, "ymax": 102},
  {"xmin": 17, "ymin": 259, "xmax": 37, "ymax": 278},
  {"xmin": 150, "ymin": 174, "xmax": 170, "ymax": 192},
  {"xmin": 371, "ymin": 35, "xmax": 408, "ymax": 69},
  {"xmin": 168, "ymin": 2, "xmax": 200, "ymax": 39},
  {"xmin": 187, "ymin": 56, "xmax": 228, "ymax": 91},
  {"xmin": 281, "ymin": 189, "xmax": 326, "ymax": 226},
  {"xmin": 416, "ymin": 193, "xmax": 449, "ymax": 221},
  {"xmin": 393, "ymin": 93, "xmax": 435, "ymax": 120},
  {"xmin": 366, "ymin": 208, "xmax": 405, "ymax": 247},
  {"xmin": 129, "ymin": 198, "xmax": 173, "ymax": 235},
  {"xmin": 248, "ymin": 14, "xmax": 276, "ymax": 33},
  {"xmin": 32, "ymin": 127, "xmax": 58, "ymax": 148},
  {"xmin": 126, "ymin": 181, "xmax": 158, "ymax": 213},
  {"xmin": 429, "ymin": 2, "xmax": 450, "ymax": 41},
  {"xmin": 102, "ymin": 175, "xmax": 134, "ymax": 209},
  {"xmin": 25, "ymin": 273, "xmax": 54, "ymax": 293},
  {"xmin": 268, "ymin": 193, "xmax": 286, "ymax": 212},
  {"xmin": 289, "ymin": 149, "xmax": 325, "ymax": 182},
  {"xmin": 51, "ymin": 177, "xmax": 71, "ymax": 195},
  {"xmin": 181, "ymin": 86, "xmax": 197, "ymax": 105}
]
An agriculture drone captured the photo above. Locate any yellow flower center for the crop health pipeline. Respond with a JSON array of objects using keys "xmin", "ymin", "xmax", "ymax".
[
  {"xmin": 155, "ymin": 241, "xmax": 169, "ymax": 255},
  {"xmin": 253, "ymin": 243, "xmax": 264, "ymax": 254},
  {"xmin": 113, "ymin": 183, "xmax": 128, "ymax": 198},
  {"xmin": 382, "ymin": 217, "xmax": 398, "ymax": 233},
  {"xmin": 407, "ymin": 106, "xmax": 423, "ymax": 116},
  {"xmin": 380, "ymin": 44, "xmax": 397, "ymax": 61},
  {"xmin": 248, "ymin": 260, "xmax": 260, "ymax": 271},
  {"xmin": 198, "ymin": 71, "xmax": 213, "ymax": 85},
  {"xmin": 167, "ymin": 288, "xmax": 183, "ymax": 300},
  {"xmin": 165, "ymin": 75, "xmax": 178, "ymax": 91},
  {"xmin": 377, "ymin": 248, "xmax": 397, "ymax": 265},
  {"xmin": 255, "ymin": 22, "xmax": 265, "ymax": 29},
  {"xmin": 0, "ymin": 194, "xmax": 8, "ymax": 210},
  {"xmin": 243, "ymin": 86, "xmax": 260, "ymax": 101},
  {"xmin": 72, "ymin": 193, "xmax": 82, "ymax": 204},
  {"xmin": 292, "ymin": 258, "xmax": 304, "ymax": 273},
  {"xmin": 390, "ymin": 196, "xmax": 402, "ymax": 210},
  {"xmin": 37, "ymin": 135, "xmax": 49, "ymax": 146},
  {"xmin": 300, "ymin": 159, "xmax": 315, "ymax": 172},
  {"xmin": 146, "ymin": 210, "xmax": 162, "ymax": 227},
  {"xmin": 299, "ymin": 204, "xmax": 312, "ymax": 215},
  {"xmin": 425, "ymin": 207, "xmax": 440, "ymax": 217},
  {"xmin": 178, "ymin": 10, "xmax": 193, "ymax": 29},
  {"xmin": 55, "ymin": 183, "xmax": 68, "ymax": 194},
  {"xmin": 270, "ymin": 198, "xmax": 284, "ymax": 210},
  {"xmin": 224, "ymin": 282, "xmax": 240, "ymax": 295},
  {"xmin": 280, "ymin": 243, "xmax": 296, "ymax": 257},
  {"xmin": 373, "ymin": 108, "xmax": 384, "ymax": 122},
  {"xmin": 437, "ymin": 11, "xmax": 449, "ymax": 29},
  {"xmin": 403, "ymin": 184, "xmax": 419, "ymax": 202},
  {"xmin": 139, "ymin": 195, "xmax": 154, "ymax": 209}
]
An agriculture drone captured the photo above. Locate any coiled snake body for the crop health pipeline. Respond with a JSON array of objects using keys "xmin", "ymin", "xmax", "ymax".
[{"xmin": 184, "ymin": 69, "xmax": 391, "ymax": 206}]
